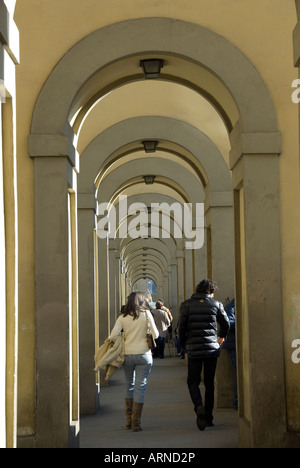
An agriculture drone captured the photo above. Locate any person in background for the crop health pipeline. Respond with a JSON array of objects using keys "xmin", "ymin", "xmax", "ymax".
[
  {"xmin": 179, "ymin": 279, "xmax": 230, "ymax": 431},
  {"xmin": 167, "ymin": 306, "xmax": 174, "ymax": 340},
  {"xmin": 174, "ymin": 320, "xmax": 185, "ymax": 359},
  {"xmin": 222, "ymin": 299, "xmax": 238, "ymax": 409},
  {"xmin": 152, "ymin": 301, "xmax": 171, "ymax": 359},
  {"xmin": 109, "ymin": 292, "xmax": 159, "ymax": 432},
  {"xmin": 158, "ymin": 299, "xmax": 173, "ymax": 326}
]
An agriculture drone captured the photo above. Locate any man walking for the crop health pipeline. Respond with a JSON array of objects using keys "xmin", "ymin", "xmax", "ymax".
[{"xmin": 179, "ymin": 279, "xmax": 230, "ymax": 431}]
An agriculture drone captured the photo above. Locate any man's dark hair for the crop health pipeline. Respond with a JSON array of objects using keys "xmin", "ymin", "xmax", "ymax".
[{"xmin": 196, "ymin": 279, "xmax": 218, "ymax": 294}]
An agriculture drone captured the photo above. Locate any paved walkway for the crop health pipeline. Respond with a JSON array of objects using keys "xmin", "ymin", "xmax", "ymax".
[{"xmin": 80, "ymin": 355, "xmax": 238, "ymax": 449}]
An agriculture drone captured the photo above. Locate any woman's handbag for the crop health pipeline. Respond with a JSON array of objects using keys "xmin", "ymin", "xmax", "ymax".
[{"xmin": 146, "ymin": 312, "xmax": 157, "ymax": 349}]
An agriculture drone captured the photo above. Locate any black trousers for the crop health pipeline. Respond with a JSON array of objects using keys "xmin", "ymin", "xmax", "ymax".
[{"xmin": 187, "ymin": 356, "xmax": 218, "ymax": 423}]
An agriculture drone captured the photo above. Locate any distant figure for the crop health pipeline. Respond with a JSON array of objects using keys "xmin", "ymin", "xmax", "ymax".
[
  {"xmin": 152, "ymin": 301, "xmax": 171, "ymax": 359},
  {"xmin": 174, "ymin": 321, "xmax": 185, "ymax": 359},
  {"xmin": 222, "ymin": 299, "xmax": 238, "ymax": 409},
  {"xmin": 179, "ymin": 279, "xmax": 230, "ymax": 431}
]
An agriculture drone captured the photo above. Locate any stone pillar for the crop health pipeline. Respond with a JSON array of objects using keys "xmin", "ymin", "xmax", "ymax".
[
  {"xmin": 176, "ymin": 249, "xmax": 185, "ymax": 305},
  {"xmin": 184, "ymin": 247, "xmax": 194, "ymax": 299},
  {"xmin": 168, "ymin": 266, "xmax": 172, "ymax": 307},
  {"xmin": 78, "ymin": 193, "xmax": 98, "ymax": 415},
  {"xmin": 121, "ymin": 267, "xmax": 126, "ymax": 307},
  {"xmin": 97, "ymin": 235, "xmax": 110, "ymax": 388},
  {"xmin": 163, "ymin": 273, "xmax": 169, "ymax": 306},
  {"xmin": 108, "ymin": 240, "xmax": 120, "ymax": 326},
  {"xmin": 170, "ymin": 262, "xmax": 178, "ymax": 322},
  {"xmin": 115, "ymin": 249, "xmax": 121, "ymax": 316},
  {"xmin": 34, "ymin": 157, "xmax": 74, "ymax": 447},
  {"xmin": 230, "ymin": 129, "xmax": 286, "ymax": 447},
  {"xmin": 193, "ymin": 232, "xmax": 207, "ymax": 285},
  {"xmin": 0, "ymin": 1, "xmax": 19, "ymax": 448},
  {"xmin": 156, "ymin": 281, "xmax": 163, "ymax": 301},
  {"xmin": 98, "ymin": 237, "xmax": 110, "ymax": 346},
  {"xmin": 0, "ymin": 91, "xmax": 7, "ymax": 450},
  {"xmin": 205, "ymin": 192, "xmax": 234, "ymax": 301},
  {"xmin": 29, "ymin": 134, "xmax": 79, "ymax": 448},
  {"xmin": 290, "ymin": 17, "xmax": 300, "ymax": 448},
  {"xmin": 205, "ymin": 193, "xmax": 235, "ymax": 409},
  {"xmin": 125, "ymin": 274, "xmax": 131, "ymax": 298}
]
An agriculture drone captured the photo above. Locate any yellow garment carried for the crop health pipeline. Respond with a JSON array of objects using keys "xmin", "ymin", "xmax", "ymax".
[{"xmin": 94, "ymin": 335, "xmax": 125, "ymax": 381}]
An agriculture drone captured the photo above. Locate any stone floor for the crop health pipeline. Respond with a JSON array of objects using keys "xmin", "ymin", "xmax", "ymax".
[{"xmin": 80, "ymin": 353, "xmax": 239, "ymax": 449}]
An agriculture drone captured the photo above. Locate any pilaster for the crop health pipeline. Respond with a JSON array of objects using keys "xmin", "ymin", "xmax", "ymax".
[
  {"xmin": 30, "ymin": 134, "xmax": 79, "ymax": 447},
  {"xmin": 78, "ymin": 193, "xmax": 98, "ymax": 415},
  {"xmin": 230, "ymin": 123, "xmax": 286, "ymax": 446},
  {"xmin": 34, "ymin": 156, "xmax": 74, "ymax": 447},
  {"xmin": 176, "ymin": 250, "xmax": 184, "ymax": 305}
]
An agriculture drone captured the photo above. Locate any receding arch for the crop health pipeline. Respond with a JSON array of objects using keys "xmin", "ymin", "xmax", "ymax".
[
  {"xmin": 126, "ymin": 251, "xmax": 167, "ymax": 273},
  {"xmin": 31, "ymin": 17, "xmax": 278, "ymax": 136},
  {"xmin": 95, "ymin": 145, "xmax": 207, "ymax": 188},
  {"xmin": 79, "ymin": 116, "xmax": 231, "ymax": 195},
  {"xmin": 74, "ymin": 79, "xmax": 231, "ymax": 160},
  {"xmin": 121, "ymin": 237, "xmax": 173, "ymax": 264},
  {"xmin": 96, "ymin": 159, "xmax": 204, "ymax": 206}
]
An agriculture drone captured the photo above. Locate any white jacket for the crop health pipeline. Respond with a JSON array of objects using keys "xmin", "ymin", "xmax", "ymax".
[{"xmin": 109, "ymin": 310, "xmax": 159, "ymax": 355}]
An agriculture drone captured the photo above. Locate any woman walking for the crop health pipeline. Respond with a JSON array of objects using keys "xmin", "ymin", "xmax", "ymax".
[{"xmin": 109, "ymin": 292, "xmax": 159, "ymax": 432}]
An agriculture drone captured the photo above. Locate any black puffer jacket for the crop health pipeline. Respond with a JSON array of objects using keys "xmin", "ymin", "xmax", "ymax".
[{"xmin": 179, "ymin": 293, "xmax": 230, "ymax": 358}]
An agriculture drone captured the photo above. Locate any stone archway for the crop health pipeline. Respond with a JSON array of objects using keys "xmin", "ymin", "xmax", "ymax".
[{"xmin": 29, "ymin": 17, "xmax": 284, "ymax": 448}]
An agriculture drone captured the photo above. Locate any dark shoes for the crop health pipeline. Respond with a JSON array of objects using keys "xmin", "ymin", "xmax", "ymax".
[
  {"xmin": 196, "ymin": 406, "xmax": 207, "ymax": 431},
  {"xmin": 195, "ymin": 405, "xmax": 214, "ymax": 431}
]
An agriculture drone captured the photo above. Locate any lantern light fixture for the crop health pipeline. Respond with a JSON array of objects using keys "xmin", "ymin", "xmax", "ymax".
[
  {"xmin": 140, "ymin": 59, "xmax": 164, "ymax": 79},
  {"xmin": 142, "ymin": 140, "xmax": 159, "ymax": 153},
  {"xmin": 143, "ymin": 175, "xmax": 156, "ymax": 185}
]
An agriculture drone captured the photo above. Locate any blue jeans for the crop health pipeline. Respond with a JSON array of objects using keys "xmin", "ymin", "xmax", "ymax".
[{"xmin": 123, "ymin": 353, "xmax": 153, "ymax": 404}]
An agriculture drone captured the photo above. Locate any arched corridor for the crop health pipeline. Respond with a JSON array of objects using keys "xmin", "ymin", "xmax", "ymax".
[{"xmin": 1, "ymin": 0, "xmax": 300, "ymax": 449}]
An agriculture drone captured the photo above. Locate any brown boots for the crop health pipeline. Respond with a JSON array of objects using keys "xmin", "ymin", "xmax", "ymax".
[
  {"xmin": 132, "ymin": 402, "xmax": 144, "ymax": 432},
  {"xmin": 125, "ymin": 399, "xmax": 144, "ymax": 432},
  {"xmin": 125, "ymin": 398, "xmax": 133, "ymax": 429}
]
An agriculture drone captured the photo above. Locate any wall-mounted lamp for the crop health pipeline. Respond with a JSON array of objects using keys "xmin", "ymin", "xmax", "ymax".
[
  {"xmin": 142, "ymin": 140, "xmax": 158, "ymax": 153},
  {"xmin": 140, "ymin": 59, "xmax": 164, "ymax": 79},
  {"xmin": 143, "ymin": 175, "xmax": 156, "ymax": 185}
]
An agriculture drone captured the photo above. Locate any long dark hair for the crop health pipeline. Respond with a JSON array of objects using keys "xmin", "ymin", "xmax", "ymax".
[{"xmin": 122, "ymin": 292, "xmax": 148, "ymax": 320}]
